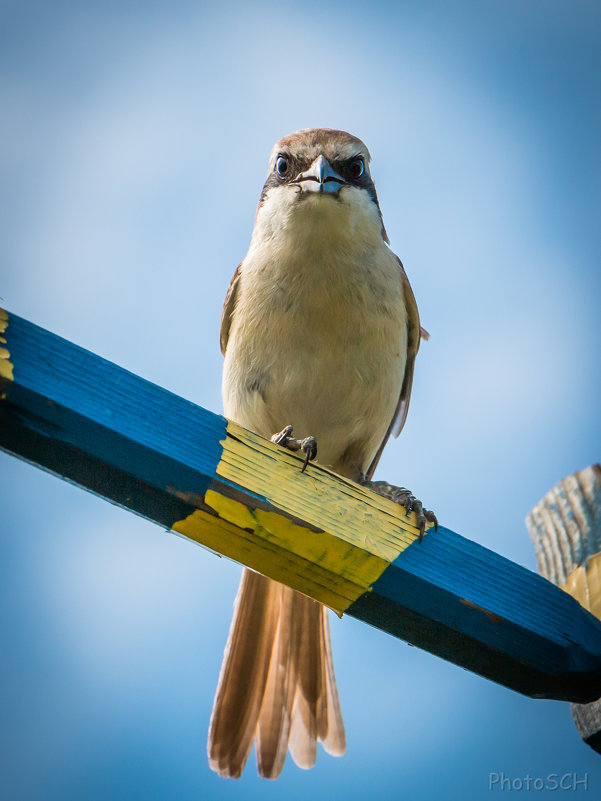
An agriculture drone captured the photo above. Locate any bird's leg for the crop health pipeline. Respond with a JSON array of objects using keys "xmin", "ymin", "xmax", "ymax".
[
  {"xmin": 361, "ymin": 479, "xmax": 438, "ymax": 542},
  {"xmin": 271, "ymin": 425, "xmax": 318, "ymax": 473}
]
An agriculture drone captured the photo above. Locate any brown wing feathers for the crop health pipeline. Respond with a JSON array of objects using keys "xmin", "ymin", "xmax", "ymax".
[{"xmin": 364, "ymin": 257, "xmax": 422, "ymax": 481}]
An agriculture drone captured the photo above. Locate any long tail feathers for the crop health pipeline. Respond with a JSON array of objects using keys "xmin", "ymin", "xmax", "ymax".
[
  {"xmin": 207, "ymin": 569, "xmax": 346, "ymax": 779},
  {"xmin": 320, "ymin": 608, "xmax": 346, "ymax": 757},
  {"xmin": 207, "ymin": 569, "xmax": 280, "ymax": 778},
  {"xmin": 256, "ymin": 582, "xmax": 297, "ymax": 778}
]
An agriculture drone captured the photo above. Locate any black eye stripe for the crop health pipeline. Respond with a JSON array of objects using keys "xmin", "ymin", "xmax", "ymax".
[
  {"xmin": 271, "ymin": 153, "xmax": 368, "ymax": 187},
  {"xmin": 259, "ymin": 154, "xmax": 383, "ymax": 223}
]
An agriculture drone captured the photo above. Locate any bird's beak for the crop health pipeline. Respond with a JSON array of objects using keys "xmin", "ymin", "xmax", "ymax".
[{"xmin": 293, "ymin": 155, "xmax": 346, "ymax": 195}]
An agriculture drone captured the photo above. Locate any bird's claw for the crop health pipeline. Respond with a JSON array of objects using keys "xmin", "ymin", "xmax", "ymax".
[
  {"xmin": 272, "ymin": 425, "xmax": 294, "ymax": 446},
  {"xmin": 271, "ymin": 425, "xmax": 318, "ymax": 472},
  {"xmin": 300, "ymin": 437, "xmax": 318, "ymax": 472},
  {"xmin": 362, "ymin": 480, "xmax": 438, "ymax": 542}
]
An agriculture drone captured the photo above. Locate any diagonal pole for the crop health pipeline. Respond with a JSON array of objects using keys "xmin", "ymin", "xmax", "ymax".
[{"xmin": 2, "ymin": 308, "xmax": 601, "ymax": 703}]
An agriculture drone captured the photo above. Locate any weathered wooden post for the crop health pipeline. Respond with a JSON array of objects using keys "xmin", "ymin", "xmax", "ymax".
[{"xmin": 527, "ymin": 464, "xmax": 601, "ymax": 753}]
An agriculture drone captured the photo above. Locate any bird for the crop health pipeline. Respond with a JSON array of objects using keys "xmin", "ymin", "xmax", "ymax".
[{"xmin": 208, "ymin": 128, "xmax": 435, "ymax": 780}]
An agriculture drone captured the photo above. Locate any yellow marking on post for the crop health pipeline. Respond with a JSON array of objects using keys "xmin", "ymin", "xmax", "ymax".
[
  {"xmin": 561, "ymin": 552, "xmax": 601, "ymax": 621},
  {"xmin": 172, "ymin": 421, "xmax": 433, "ymax": 613},
  {"xmin": 217, "ymin": 420, "xmax": 430, "ymax": 559},
  {"xmin": 0, "ymin": 309, "xmax": 14, "ymax": 382},
  {"xmin": 172, "ymin": 501, "xmax": 385, "ymax": 613},
  {"xmin": 173, "ymin": 420, "xmax": 436, "ymax": 612},
  {"xmin": 203, "ymin": 489, "xmax": 391, "ymax": 613}
]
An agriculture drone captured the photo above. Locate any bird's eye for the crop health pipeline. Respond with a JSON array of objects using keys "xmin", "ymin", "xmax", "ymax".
[
  {"xmin": 275, "ymin": 156, "xmax": 290, "ymax": 176},
  {"xmin": 348, "ymin": 158, "xmax": 365, "ymax": 179}
]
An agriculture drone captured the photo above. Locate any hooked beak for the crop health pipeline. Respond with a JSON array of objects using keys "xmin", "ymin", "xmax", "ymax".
[{"xmin": 293, "ymin": 155, "xmax": 346, "ymax": 195}]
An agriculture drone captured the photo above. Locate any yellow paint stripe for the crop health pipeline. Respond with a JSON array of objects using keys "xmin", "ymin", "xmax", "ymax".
[
  {"xmin": 561, "ymin": 551, "xmax": 601, "ymax": 621},
  {"xmin": 173, "ymin": 420, "xmax": 430, "ymax": 613},
  {"xmin": 218, "ymin": 421, "xmax": 426, "ymax": 559},
  {"xmin": 204, "ymin": 489, "xmax": 390, "ymax": 613},
  {"xmin": 0, "ymin": 309, "xmax": 13, "ymax": 382},
  {"xmin": 172, "ymin": 421, "xmax": 431, "ymax": 612},
  {"xmin": 172, "ymin": 502, "xmax": 385, "ymax": 613}
]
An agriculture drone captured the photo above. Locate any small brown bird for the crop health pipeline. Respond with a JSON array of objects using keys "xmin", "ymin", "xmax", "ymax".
[{"xmin": 208, "ymin": 128, "xmax": 435, "ymax": 779}]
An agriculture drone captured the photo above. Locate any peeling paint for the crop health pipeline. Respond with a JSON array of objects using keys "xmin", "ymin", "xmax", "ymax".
[
  {"xmin": 460, "ymin": 598, "xmax": 505, "ymax": 624},
  {"xmin": 0, "ymin": 309, "xmax": 14, "ymax": 382}
]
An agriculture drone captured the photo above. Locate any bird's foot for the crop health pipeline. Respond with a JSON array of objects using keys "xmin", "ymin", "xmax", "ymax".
[
  {"xmin": 361, "ymin": 479, "xmax": 438, "ymax": 542},
  {"xmin": 270, "ymin": 425, "xmax": 318, "ymax": 473}
]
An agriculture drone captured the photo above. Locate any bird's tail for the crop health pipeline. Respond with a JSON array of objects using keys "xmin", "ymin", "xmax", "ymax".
[{"xmin": 208, "ymin": 568, "xmax": 346, "ymax": 779}]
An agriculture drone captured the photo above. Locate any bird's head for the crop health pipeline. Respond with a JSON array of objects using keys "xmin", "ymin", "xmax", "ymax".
[{"xmin": 252, "ymin": 128, "xmax": 388, "ymax": 245}]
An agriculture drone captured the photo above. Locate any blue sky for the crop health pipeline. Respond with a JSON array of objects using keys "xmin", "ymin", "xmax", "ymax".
[{"xmin": 1, "ymin": 1, "xmax": 601, "ymax": 799}]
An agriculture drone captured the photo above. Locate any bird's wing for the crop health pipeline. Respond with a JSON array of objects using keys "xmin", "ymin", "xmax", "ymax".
[
  {"xmin": 219, "ymin": 263, "xmax": 242, "ymax": 355},
  {"xmin": 364, "ymin": 257, "xmax": 423, "ymax": 481}
]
